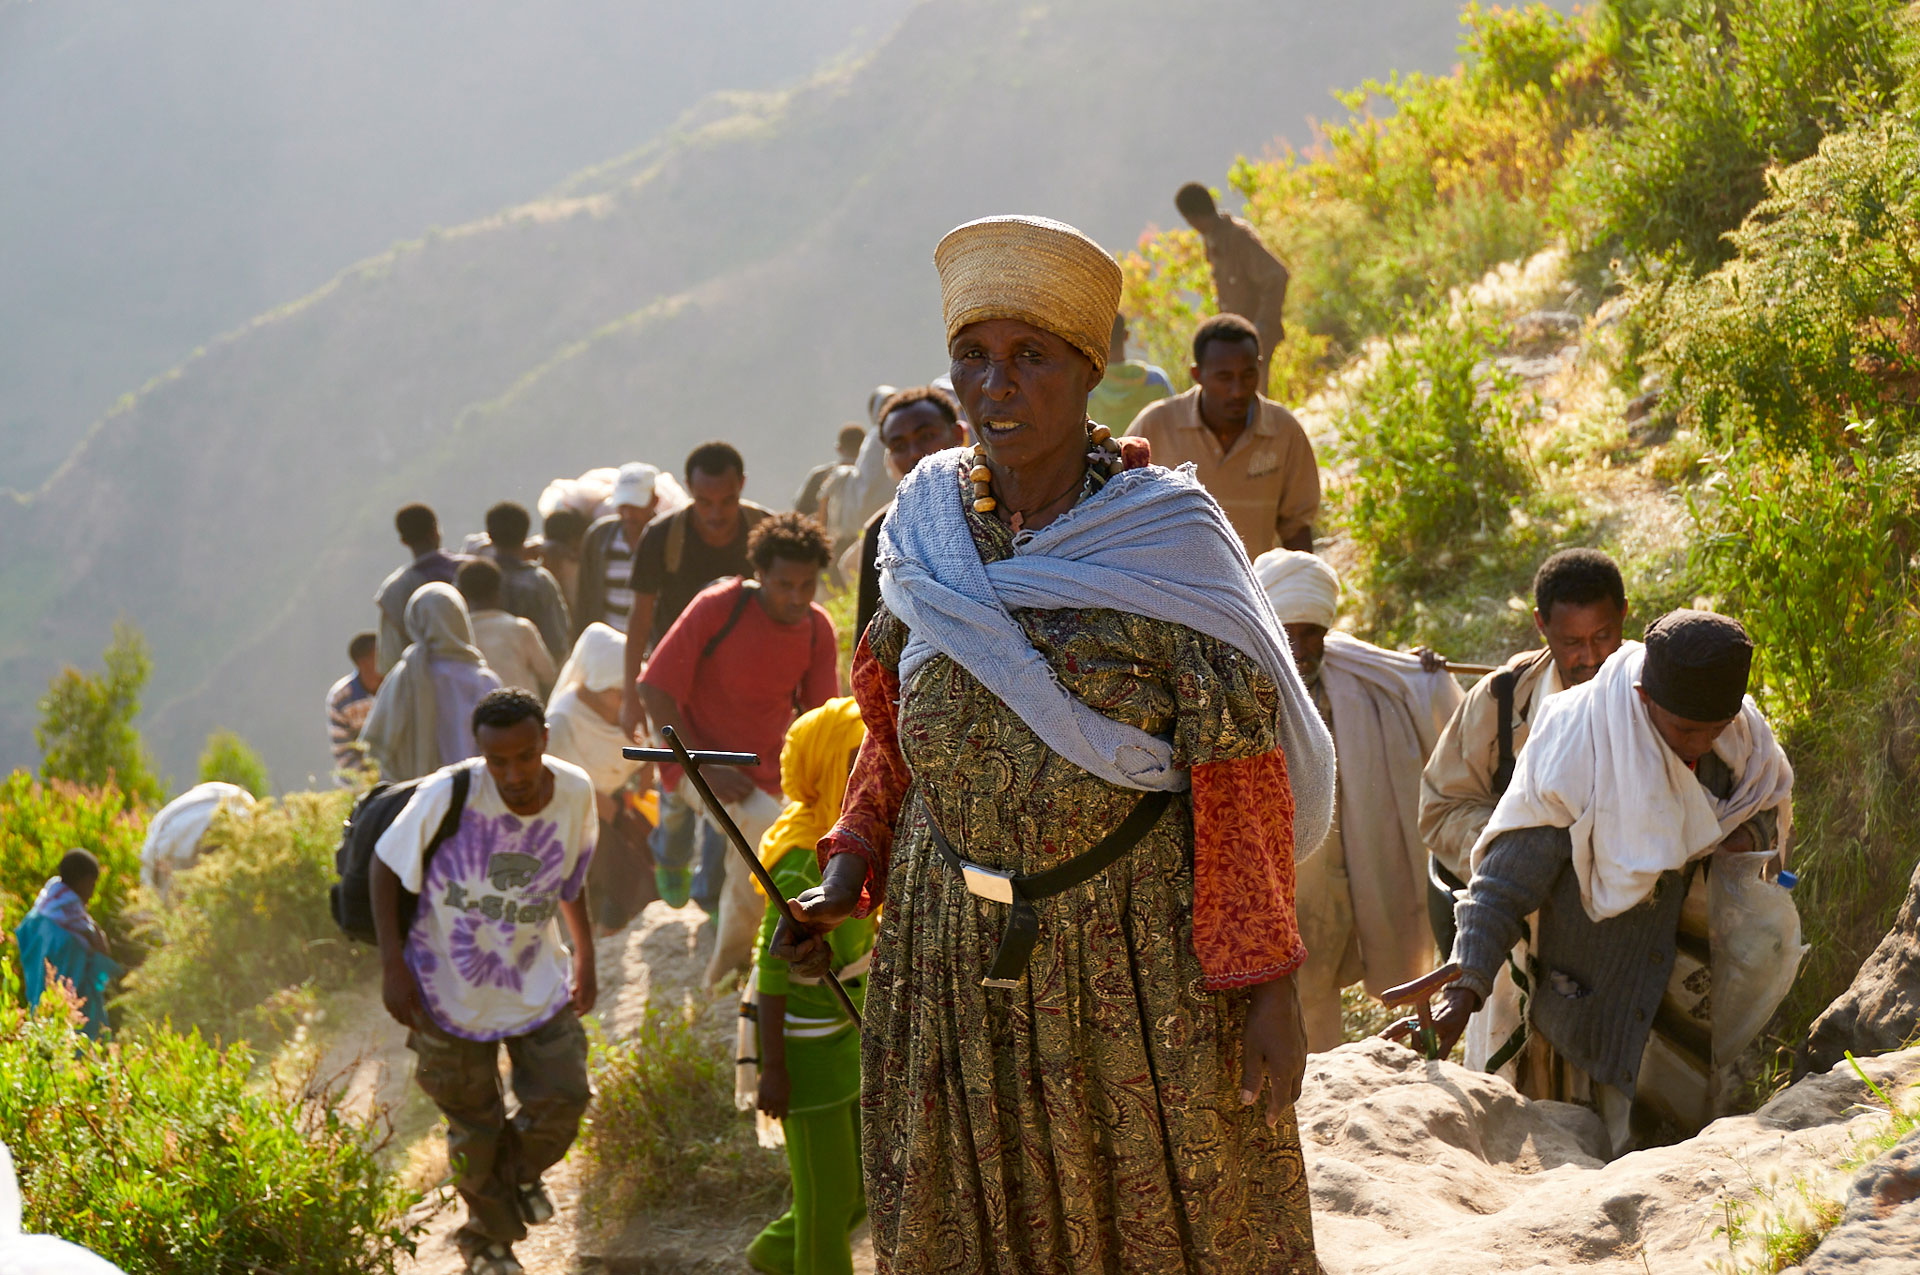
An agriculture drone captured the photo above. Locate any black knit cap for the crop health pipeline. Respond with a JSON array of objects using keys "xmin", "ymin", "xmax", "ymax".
[{"xmin": 1641, "ymin": 609, "xmax": 1752, "ymax": 722}]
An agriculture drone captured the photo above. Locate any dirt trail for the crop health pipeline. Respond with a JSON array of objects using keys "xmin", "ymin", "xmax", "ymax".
[{"xmin": 315, "ymin": 900, "xmax": 873, "ymax": 1274}]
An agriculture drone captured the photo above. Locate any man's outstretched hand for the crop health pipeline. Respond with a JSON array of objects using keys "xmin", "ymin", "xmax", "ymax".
[{"xmin": 769, "ymin": 853, "xmax": 866, "ymax": 979}]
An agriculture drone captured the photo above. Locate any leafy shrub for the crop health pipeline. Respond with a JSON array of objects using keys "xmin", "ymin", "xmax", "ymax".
[
  {"xmin": 0, "ymin": 771, "xmax": 146, "ymax": 949},
  {"xmin": 0, "ymin": 1000, "xmax": 418, "ymax": 1273},
  {"xmin": 1331, "ymin": 304, "xmax": 1537, "ymax": 608},
  {"xmin": 1688, "ymin": 423, "xmax": 1920, "ymax": 714},
  {"xmin": 198, "ymin": 727, "xmax": 271, "ymax": 797},
  {"xmin": 34, "ymin": 622, "xmax": 164, "ymax": 808},
  {"xmin": 119, "ymin": 789, "xmax": 370, "ymax": 1044},
  {"xmin": 1563, "ymin": 0, "xmax": 1907, "ymax": 275},
  {"xmin": 1765, "ymin": 631, "xmax": 1920, "ymax": 1079},
  {"xmin": 578, "ymin": 1003, "xmax": 786, "ymax": 1224},
  {"xmin": 1649, "ymin": 118, "xmax": 1920, "ymax": 454}
]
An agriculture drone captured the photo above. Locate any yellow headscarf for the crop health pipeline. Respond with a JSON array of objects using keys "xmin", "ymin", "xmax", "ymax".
[{"xmin": 756, "ymin": 697, "xmax": 868, "ymax": 890}]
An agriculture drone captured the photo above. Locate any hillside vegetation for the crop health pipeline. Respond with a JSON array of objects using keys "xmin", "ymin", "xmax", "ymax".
[
  {"xmin": 1126, "ymin": 0, "xmax": 1920, "ymax": 1080},
  {"xmin": 0, "ymin": 0, "xmax": 1530, "ymax": 789}
]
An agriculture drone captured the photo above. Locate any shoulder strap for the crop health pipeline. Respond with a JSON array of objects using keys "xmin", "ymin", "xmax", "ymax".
[
  {"xmin": 701, "ymin": 580, "xmax": 758, "ymax": 662},
  {"xmin": 1490, "ymin": 670, "xmax": 1518, "ymax": 797},
  {"xmin": 664, "ymin": 507, "xmax": 687, "ymax": 577},
  {"xmin": 423, "ymin": 766, "xmax": 472, "ymax": 874}
]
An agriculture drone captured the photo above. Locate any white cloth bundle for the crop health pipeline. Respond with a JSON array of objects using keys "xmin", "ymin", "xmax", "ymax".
[
  {"xmin": 1471, "ymin": 642, "xmax": 1794, "ymax": 921},
  {"xmin": 138, "ymin": 782, "xmax": 256, "ymax": 897}
]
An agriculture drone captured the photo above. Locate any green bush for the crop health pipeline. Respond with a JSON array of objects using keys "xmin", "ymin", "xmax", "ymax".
[
  {"xmin": 34, "ymin": 622, "xmax": 164, "ymax": 808},
  {"xmin": 0, "ymin": 1000, "xmax": 418, "ymax": 1273},
  {"xmin": 1331, "ymin": 304, "xmax": 1538, "ymax": 609},
  {"xmin": 1649, "ymin": 118, "xmax": 1920, "ymax": 454},
  {"xmin": 1121, "ymin": 4, "xmax": 1605, "ymax": 386},
  {"xmin": 1563, "ymin": 0, "xmax": 1907, "ymax": 275},
  {"xmin": 1689, "ymin": 423, "xmax": 1920, "ymax": 715},
  {"xmin": 197, "ymin": 727, "xmax": 271, "ymax": 797},
  {"xmin": 0, "ymin": 771, "xmax": 146, "ymax": 950},
  {"xmin": 119, "ymin": 789, "xmax": 370, "ymax": 1045},
  {"xmin": 1766, "ymin": 631, "xmax": 1920, "ymax": 1076},
  {"xmin": 578, "ymin": 1003, "xmax": 786, "ymax": 1224}
]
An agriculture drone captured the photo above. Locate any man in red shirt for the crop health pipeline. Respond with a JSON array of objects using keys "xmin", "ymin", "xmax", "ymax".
[{"xmin": 638, "ymin": 512, "xmax": 839, "ymax": 986}]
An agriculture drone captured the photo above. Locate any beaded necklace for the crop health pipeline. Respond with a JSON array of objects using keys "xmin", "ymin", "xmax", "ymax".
[{"xmin": 971, "ymin": 421, "xmax": 1127, "ymax": 533}]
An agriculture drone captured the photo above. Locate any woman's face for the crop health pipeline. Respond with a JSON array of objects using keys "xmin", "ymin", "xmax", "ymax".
[{"xmin": 949, "ymin": 318, "xmax": 1096, "ymax": 475}]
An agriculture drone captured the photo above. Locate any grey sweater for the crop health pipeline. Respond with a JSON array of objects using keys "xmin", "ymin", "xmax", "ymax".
[{"xmin": 1450, "ymin": 752, "xmax": 1777, "ymax": 1096}]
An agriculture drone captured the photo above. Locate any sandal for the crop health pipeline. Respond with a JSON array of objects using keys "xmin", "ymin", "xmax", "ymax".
[
  {"xmin": 515, "ymin": 1179, "xmax": 556, "ymax": 1226},
  {"xmin": 464, "ymin": 1240, "xmax": 524, "ymax": 1275}
]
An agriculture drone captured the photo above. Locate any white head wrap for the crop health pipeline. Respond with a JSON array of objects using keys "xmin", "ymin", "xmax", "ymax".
[
  {"xmin": 546, "ymin": 623, "xmax": 637, "ymax": 794},
  {"xmin": 1254, "ymin": 549, "xmax": 1341, "ymax": 630}
]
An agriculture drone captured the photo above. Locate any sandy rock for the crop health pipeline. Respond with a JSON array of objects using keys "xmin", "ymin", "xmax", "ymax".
[
  {"xmin": 1802, "ymin": 859, "xmax": 1920, "ymax": 1076},
  {"xmin": 1305, "ymin": 1038, "xmax": 1920, "ymax": 1274},
  {"xmin": 1790, "ymin": 1129, "xmax": 1920, "ymax": 1274}
]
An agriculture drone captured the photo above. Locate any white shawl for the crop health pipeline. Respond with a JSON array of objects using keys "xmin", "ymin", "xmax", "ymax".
[
  {"xmin": 1471, "ymin": 642, "xmax": 1794, "ymax": 921},
  {"xmin": 1319, "ymin": 632, "xmax": 1464, "ymax": 992}
]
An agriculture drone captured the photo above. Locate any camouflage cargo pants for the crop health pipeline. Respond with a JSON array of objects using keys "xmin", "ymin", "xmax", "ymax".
[{"xmin": 407, "ymin": 1008, "xmax": 592, "ymax": 1243}]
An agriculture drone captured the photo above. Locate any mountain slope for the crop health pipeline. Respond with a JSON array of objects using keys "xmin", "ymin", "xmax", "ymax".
[
  {"xmin": 0, "ymin": 0, "xmax": 913, "ymax": 491},
  {"xmin": 0, "ymin": 0, "xmax": 1519, "ymax": 786}
]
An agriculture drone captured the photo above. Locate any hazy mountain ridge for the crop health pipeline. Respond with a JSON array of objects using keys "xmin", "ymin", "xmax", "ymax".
[
  {"xmin": 0, "ymin": 0, "xmax": 1502, "ymax": 786},
  {"xmin": 0, "ymin": 0, "xmax": 916, "ymax": 492}
]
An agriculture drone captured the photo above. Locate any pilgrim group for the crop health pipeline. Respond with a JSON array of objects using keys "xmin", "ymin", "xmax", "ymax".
[{"xmin": 86, "ymin": 188, "xmax": 1796, "ymax": 1275}]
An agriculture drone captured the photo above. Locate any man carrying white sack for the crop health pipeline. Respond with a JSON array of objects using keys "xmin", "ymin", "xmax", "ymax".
[
  {"xmin": 1255, "ymin": 549, "xmax": 1463, "ymax": 1052},
  {"xmin": 1423, "ymin": 610, "xmax": 1796, "ymax": 1156}
]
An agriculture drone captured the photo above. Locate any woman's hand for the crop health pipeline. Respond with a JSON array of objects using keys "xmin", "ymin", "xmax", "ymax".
[
  {"xmin": 769, "ymin": 853, "xmax": 867, "ymax": 979},
  {"xmin": 1240, "ymin": 973, "xmax": 1309, "ymax": 1127},
  {"xmin": 757, "ymin": 1061, "xmax": 792, "ymax": 1120}
]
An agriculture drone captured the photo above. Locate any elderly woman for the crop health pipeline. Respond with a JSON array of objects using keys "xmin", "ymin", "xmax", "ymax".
[
  {"xmin": 776, "ymin": 216, "xmax": 1334, "ymax": 1272},
  {"xmin": 547, "ymin": 622, "xmax": 657, "ymax": 933},
  {"xmin": 361, "ymin": 582, "xmax": 502, "ymax": 781}
]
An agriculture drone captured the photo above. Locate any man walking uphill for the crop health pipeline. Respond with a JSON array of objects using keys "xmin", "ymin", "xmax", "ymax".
[
  {"xmin": 620, "ymin": 442, "xmax": 771, "ymax": 908},
  {"xmin": 1175, "ymin": 181, "xmax": 1290, "ymax": 388},
  {"xmin": 638, "ymin": 513, "xmax": 838, "ymax": 987},
  {"xmin": 373, "ymin": 688, "xmax": 598, "ymax": 1275},
  {"xmin": 484, "ymin": 502, "xmax": 572, "ymax": 665},
  {"xmin": 375, "ymin": 503, "xmax": 467, "ymax": 673}
]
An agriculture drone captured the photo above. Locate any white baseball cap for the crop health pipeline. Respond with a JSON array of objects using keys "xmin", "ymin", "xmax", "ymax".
[{"xmin": 610, "ymin": 462, "xmax": 659, "ymax": 509}]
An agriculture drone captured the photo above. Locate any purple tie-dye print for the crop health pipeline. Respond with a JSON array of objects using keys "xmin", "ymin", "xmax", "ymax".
[{"xmin": 401, "ymin": 772, "xmax": 595, "ymax": 1041}]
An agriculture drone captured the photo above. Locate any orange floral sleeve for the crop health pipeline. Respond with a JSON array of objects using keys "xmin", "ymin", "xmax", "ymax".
[
  {"xmin": 1190, "ymin": 747, "xmax": 1307, "ymax": 990},
  {"xmin": 817, "ymin": 632, "xmax": 908, "ymax": 916}
]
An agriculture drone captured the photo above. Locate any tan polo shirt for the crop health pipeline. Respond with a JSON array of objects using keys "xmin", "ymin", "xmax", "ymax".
[{"xmin": 1126, "ymin": 386, "xmax": 1320, "ymax": 555}]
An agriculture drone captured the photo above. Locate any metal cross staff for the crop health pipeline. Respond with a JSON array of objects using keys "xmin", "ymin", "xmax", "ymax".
[{"xmin": 625, "ymin": 725, "xmax": 862, "ymax": 1028}]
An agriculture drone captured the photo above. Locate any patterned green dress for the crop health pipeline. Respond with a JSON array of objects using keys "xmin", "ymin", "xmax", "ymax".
[{"xmin": 851, "ymin": 503, "xmax": 1318, "ymax": 1274}]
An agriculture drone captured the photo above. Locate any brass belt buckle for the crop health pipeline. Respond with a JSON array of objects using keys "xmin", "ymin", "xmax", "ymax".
[{"xmin": 960, "ymin": 861, "xmax": 1016, "ymax": 905}]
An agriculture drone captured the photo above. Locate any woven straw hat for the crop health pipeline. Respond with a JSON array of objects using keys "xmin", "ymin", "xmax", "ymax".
[{"xmin": 935, "ymin": 215, "xmax": 1122, "ymax": 374}]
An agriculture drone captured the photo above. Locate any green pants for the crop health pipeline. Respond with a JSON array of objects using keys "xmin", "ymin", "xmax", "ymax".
[{"xmin": 747, "ymin": 1100, "xmax": 865, "ymax": 1275}]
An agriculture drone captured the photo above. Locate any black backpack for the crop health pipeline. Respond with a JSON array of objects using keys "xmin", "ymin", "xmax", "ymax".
[{"xmin": 330, "ymin": 766, "xmax": 471, "ymax": 944}]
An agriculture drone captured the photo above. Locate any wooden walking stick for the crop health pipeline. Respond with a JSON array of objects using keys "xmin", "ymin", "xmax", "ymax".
[
  {"xmin": 1379, "ymin": 962, "xmax": 1463, "ymax": 1061},
  {"xmin": 624, "ymin": 727, "xmax": 862, "ymax": 1028}
]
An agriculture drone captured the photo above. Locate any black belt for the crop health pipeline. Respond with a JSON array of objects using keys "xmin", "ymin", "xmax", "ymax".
[{"xmin": 924, "ymin": 789, "xmax": 1172, "ymax": 989}]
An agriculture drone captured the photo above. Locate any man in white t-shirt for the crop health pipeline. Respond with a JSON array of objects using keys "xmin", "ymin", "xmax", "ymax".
[{"xmin": 372, "ymin": 688, "xmax": 598, "ymax": 1275}]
